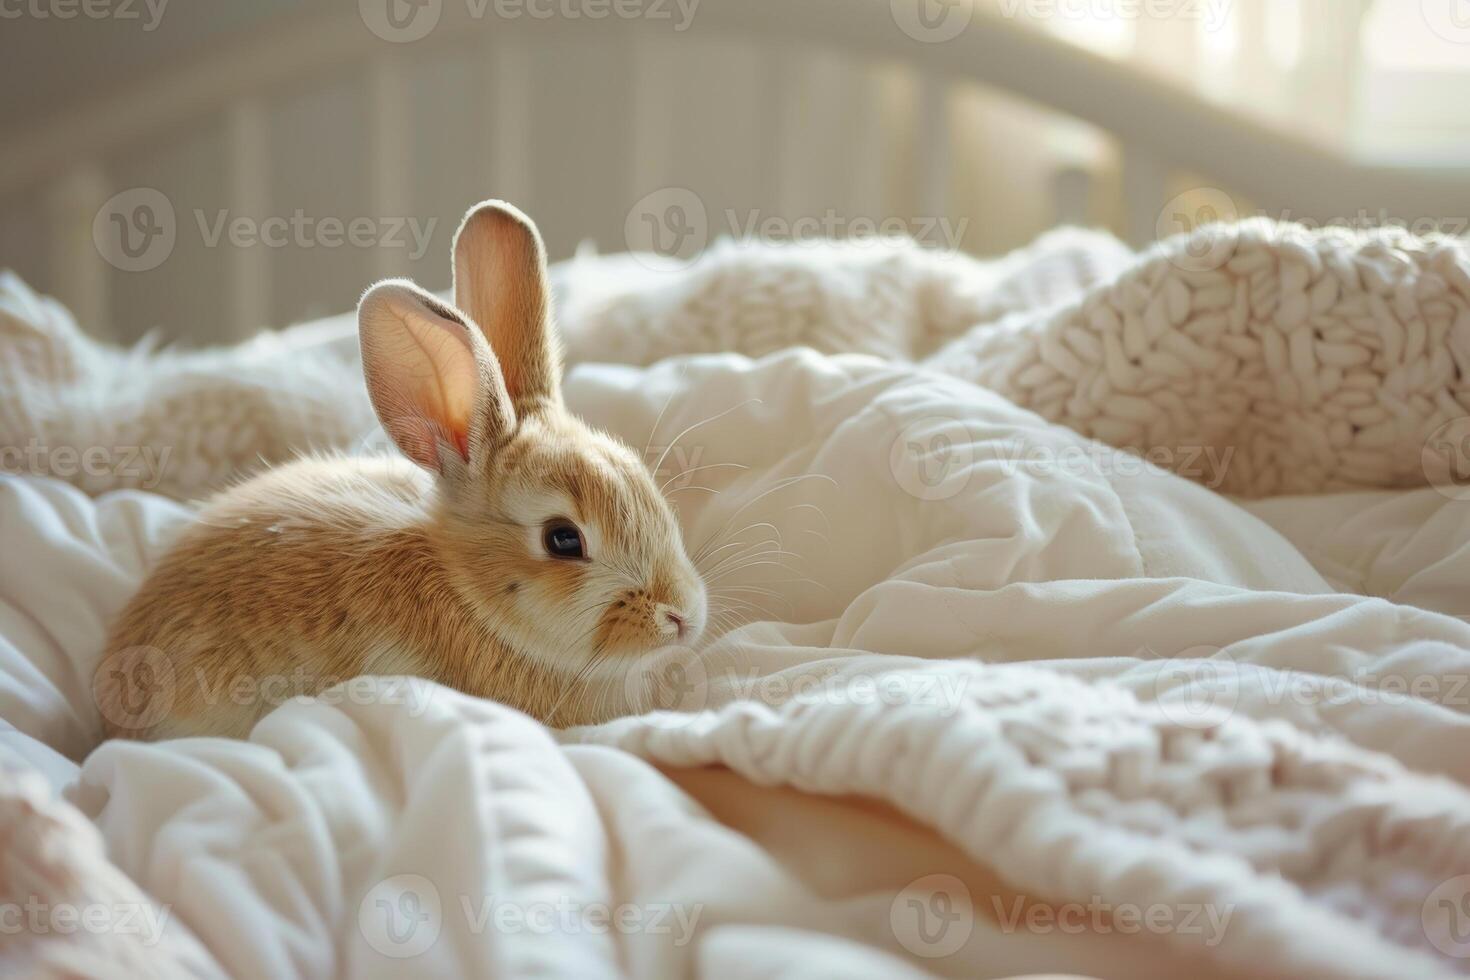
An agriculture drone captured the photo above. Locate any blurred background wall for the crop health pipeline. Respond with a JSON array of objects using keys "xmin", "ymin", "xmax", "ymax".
[{"xmin": 0, "ymin": 0, "xmax": 1465, "ymax": 345}]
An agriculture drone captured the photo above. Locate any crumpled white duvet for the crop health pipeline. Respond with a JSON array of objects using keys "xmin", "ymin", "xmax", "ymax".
[{"xmin": 5, "ymin": 245, "xmax": 1470, "ymax": 978}]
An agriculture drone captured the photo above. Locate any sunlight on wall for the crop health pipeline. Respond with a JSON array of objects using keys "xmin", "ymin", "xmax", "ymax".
[
  {"xmin": 1266, "ymin": 0, "xmax": 1301, "ymax": 70},
  {"xmin": 1358, "ymin": 1, "xmax": 1470, "ymax": 159},
  {"xmin": 1042, "ymin": 10, "xmax": 1133, "ymax": 57},
  {"xmin": 987, "ymin": 0, "xmax": 1469, "ymax": 159},
  {"xmin": 1363, "ymin": 1, "xmax": 1470, "ymax": 70}
]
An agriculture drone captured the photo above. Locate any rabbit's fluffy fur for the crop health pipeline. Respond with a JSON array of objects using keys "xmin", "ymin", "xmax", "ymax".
[{"xmin": 97, "ymin": 202, "xmax": 708, "ymax": 739}]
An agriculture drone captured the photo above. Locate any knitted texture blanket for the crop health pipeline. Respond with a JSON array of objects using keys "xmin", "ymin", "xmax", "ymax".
[
  {"xmin": 3, "ymin": 220, "xmax": 1466, "ymax": 500},
  {"xmin": 559, "ymin": 221, "xmax": 1470, "ymax": 497}
]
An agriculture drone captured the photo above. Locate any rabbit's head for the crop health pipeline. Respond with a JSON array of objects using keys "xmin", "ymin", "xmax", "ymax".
[{"xmin": 358, "ymin": 201, "xmax": 707, "ymax": 682}]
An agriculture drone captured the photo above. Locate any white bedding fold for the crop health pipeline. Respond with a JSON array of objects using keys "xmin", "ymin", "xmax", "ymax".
[{"xmin": 2, "ymin": 228, "xmax": 1469, "ymax": 977}]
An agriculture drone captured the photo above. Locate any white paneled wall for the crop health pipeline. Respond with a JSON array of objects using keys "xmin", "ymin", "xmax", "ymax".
[
  {"xmin": 2, "ymin": 28, "xmax": 995, "ymax": 343},
  {"xmin": 0, "ymin": 0, "xmax": 1458, "ymax": 346}
]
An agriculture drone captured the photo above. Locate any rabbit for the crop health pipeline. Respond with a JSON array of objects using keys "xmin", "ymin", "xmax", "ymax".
[{"xmin": 95, "ymin": 201, "xmax": 708, "ymax": 740}]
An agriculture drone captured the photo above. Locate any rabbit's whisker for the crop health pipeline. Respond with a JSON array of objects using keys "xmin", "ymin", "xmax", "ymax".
[{"xmin": 651, "ymin": 399, "xmax": 763, "ymax": 481}]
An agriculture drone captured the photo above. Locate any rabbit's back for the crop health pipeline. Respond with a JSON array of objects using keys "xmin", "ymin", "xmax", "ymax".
[{"xmin": 98, "ymin": 455, "xmax": 462, "ymax": 739}]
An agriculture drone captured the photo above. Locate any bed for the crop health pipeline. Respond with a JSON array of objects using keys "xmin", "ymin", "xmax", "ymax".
[{"xmin": 2, "ymin": 220, "xmax": 1470, "ymax": 978}]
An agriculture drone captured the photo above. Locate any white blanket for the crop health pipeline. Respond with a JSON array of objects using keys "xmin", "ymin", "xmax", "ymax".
[{"xmin": 3, "ymin": 227, "xmax": 1470, "ymax": 979}]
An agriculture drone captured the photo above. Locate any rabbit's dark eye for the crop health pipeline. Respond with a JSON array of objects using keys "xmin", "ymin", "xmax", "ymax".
[{"xmin": 543, "ymin": 521, "xmax": 586, "ymax": 560}]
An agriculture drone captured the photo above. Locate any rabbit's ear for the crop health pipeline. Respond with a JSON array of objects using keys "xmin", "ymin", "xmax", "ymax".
[
  {"xmin": 358, "ymin": 279, "xmax": 515, "ymax": 473},
  {"xmin": 452, "ymin": 200, "xmax": 561, "ymax": 411}
]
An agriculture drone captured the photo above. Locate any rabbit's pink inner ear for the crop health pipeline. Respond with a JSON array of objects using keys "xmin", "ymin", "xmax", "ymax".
[
  {"xmin": 452, "ymin": 201, "xmax": 561, "ymax": 408},
  {"xmin": 359, "ymin": 282, "xmax": 479, "ymax": 472}
]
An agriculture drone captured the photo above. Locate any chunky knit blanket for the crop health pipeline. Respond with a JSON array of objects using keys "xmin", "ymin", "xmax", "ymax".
[
  {"xmin": 562, "ymin": 219, "xmax": 1470, "ymax": 497},
  {"xmin": 2, "ymin": 222, "xmax": 1470, "ymax": 979},
  {"xmin": 6, "ymin": 220, "xmax": 1467, "ymax": 501}
]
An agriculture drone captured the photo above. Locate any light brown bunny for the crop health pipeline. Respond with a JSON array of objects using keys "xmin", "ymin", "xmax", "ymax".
[{"xmin": 96, "ymin": 201, "xmax": 707, "ymax": 740}]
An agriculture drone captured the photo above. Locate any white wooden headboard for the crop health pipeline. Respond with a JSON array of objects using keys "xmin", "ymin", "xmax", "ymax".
[{"xmin": 0, "ymin": 0, "xmax": 1457, "ymax": 344}]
